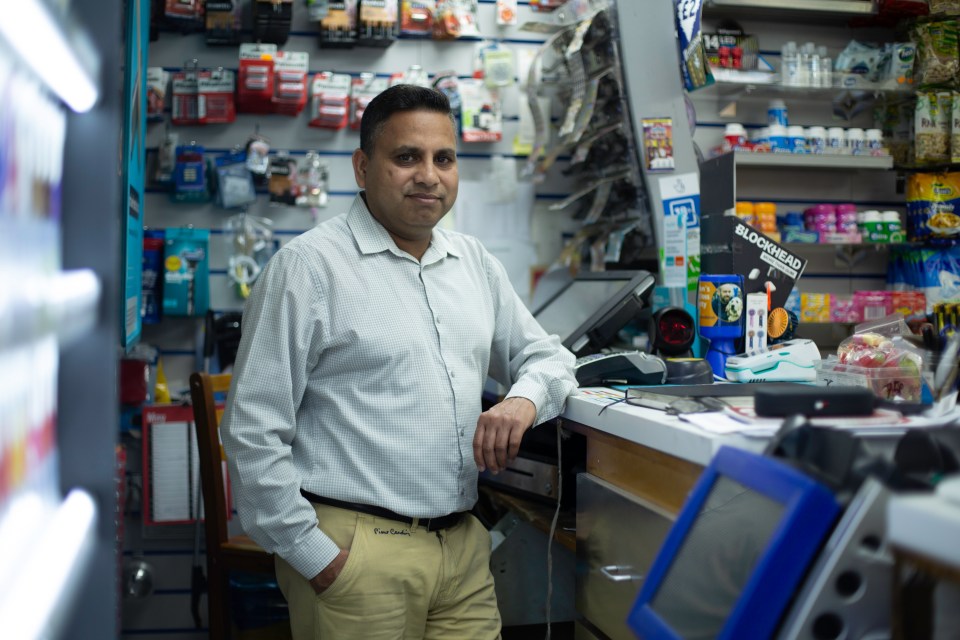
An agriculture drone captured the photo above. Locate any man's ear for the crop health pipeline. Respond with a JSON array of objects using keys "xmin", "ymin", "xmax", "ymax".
[{"xmin": 352, "ymin": 148, "xmax": 368, "ymax": 189}]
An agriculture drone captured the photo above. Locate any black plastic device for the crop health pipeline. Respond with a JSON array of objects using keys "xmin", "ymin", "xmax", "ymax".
[
  {"xmin": 575, "ymin": 351, "xmax": 667, "ymax": 387},
  {"xmin": 755, "ymin": 385, "xmax": 875, "ymax": 418}
]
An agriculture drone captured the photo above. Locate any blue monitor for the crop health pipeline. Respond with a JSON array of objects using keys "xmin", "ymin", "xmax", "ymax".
[{"xmin": 627, "ymin": 446, "xmax": 841, "ymax": 640}]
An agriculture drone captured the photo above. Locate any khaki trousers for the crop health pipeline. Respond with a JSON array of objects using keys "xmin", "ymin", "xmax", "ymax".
[{"xmin": 274, "ymin": 502, "xmax": 502, "ymax": 640}]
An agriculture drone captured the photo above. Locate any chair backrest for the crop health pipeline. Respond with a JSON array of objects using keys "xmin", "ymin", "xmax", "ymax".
[{"xmin": 189, "ymin": 372, "xmax": 233, "ymax": 551}]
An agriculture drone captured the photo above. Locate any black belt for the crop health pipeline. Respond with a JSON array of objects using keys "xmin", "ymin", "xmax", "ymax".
[{"xmin": 301, "ymin": 490, "xmax": 466, "ymax": 532}]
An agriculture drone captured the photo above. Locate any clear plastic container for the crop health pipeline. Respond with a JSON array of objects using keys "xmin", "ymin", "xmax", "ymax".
[
  {"xmin": 817, "ymin": 45, "xmax": 832, "ymax": 88},
  {"xmin": 801, "ymin": 42, "xmax": 820, "ymax": 87},
  {"xmin": 781, "ymin": 42, "xmax": 800, "ymax": 87}
]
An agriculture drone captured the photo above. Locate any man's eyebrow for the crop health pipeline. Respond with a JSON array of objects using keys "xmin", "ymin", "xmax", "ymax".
[{"xmin": 390, "ymin": 145, "xmax": 457, "ymax": 157}]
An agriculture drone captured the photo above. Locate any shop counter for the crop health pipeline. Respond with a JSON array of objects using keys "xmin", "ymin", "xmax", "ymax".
[
  {"xmin": 561, "ymin": 389, "xmax": 768, "ymax": 639},
  {"xmin": 561, "ymin": 389, "xmax": 765, "ymax": 514}
]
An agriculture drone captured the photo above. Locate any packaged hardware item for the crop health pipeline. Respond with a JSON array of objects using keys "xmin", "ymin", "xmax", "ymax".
[
  {"xmin": 320, "ymin": 0, "xmax": 358, "ymax": 47},
  {"xmin": 141, "ymin": 231, "xmax": 165, "ymax": 325},
  {"xmin": 400, "ymin": 0, "xmax": 435, "ymax": 34},
  {"xmin": 162, "ymin": 227, "xmax": 210, "ymax": 317},
  {"xmin": 146, "ymin": 67, "xmax": 169, "ymax": 122}
]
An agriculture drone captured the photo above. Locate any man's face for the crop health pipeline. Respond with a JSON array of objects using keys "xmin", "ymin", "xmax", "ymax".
[
  {"xmin": 352, "ymin": 109, "xmax": 458, "ymax": 253},
  {"xmin": 719, "ymin": 284, "xmax": 735, "ymax": 303}
]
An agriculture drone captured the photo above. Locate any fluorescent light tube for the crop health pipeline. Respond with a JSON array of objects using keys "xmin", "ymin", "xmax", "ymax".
[{"xmin": 0, "ymin": 2, "xmax": 99, "ymax": 113}]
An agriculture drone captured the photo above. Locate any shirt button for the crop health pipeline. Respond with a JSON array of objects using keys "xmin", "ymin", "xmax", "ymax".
[
  {"xmin": 460, "ymin": 429, "xmax": 464, "ymax": 437},
  {"xmin": 450, "ymin": 370, "xmax": 456, "ymax": 378},
  {"xmin": 436, "ymin": 315, "xmax": 441, "ymax": 324},
  {"xmin": 460, "ymin": 489, "xmax": 465, "ymax": 496}
]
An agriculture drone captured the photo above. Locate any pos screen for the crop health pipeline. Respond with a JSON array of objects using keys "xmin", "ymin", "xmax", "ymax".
[
  {"xmin": 532, "ymin": 270, "xmax": 655, "ymax": 356},
  {"xmin": 628, "ymin": 446, "xmax": 841, "ymax": 640}
]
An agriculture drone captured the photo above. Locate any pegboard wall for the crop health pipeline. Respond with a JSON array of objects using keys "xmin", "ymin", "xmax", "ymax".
[{"xmin": 142, "ymin": 1, "xmax": 587, "ymax": 399}]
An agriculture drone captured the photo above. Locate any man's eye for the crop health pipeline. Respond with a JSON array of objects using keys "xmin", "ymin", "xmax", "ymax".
[
  {"xmin": 397, "ymin": 154, "xmax": 416, "ymax": 163},
  {"xmin": 436, "ymin": 156, "xmax": 455, "ymax": 165}
]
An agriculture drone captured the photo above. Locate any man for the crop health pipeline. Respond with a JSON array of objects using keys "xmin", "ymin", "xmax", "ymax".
[{"xmin": 220, "ymin": 84, "xmax": 577, "ymax": 639}]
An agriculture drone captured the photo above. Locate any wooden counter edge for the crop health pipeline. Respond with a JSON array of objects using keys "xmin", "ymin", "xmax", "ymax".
[{"xmin": 562, "ymin": 419, "xmax": 703, "ymax": 515}]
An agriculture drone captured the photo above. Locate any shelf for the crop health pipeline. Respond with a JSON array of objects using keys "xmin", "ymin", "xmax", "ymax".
[
  {"xmin": 700, "ymin": 72, "xmax": 915, "ymax": 101},
  {"xmin": 734, "ymin": 151, "xmax": 894, "ymax": 170},
  {"xmin": 704, "ymin": 0, "xmax": 877, "ymax": 20}
]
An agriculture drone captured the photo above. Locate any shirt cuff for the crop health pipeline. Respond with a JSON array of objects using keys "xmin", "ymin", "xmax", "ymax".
[
  {"xmin": 283, "ymin": 526, "xmax": 342, "ymax": 580},
  {"xmin": 504, "ymin": 382, "xmax": 547, "ymax": 424}
]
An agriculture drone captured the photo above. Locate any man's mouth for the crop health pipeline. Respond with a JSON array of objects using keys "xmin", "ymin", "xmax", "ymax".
[{"xmin": 407, "ymin": 193, "xmax": 442, "ymax": 203}]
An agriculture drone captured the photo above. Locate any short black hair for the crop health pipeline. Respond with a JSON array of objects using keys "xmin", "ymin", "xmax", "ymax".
[{"xmin": 359, "ymin": 84, "xmax": 455, "ymax": 155}]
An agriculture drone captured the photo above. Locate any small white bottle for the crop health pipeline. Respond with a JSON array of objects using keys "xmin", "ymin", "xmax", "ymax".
[
  {"xmin": 817, "ymin": 46, "xmax": 832, "ymax": 88},
  {"xmin": 846, "ymin": 127, "xmax": 865, "ymax": 155},
  {"xmin": 865, "ymin": 128, "xmax": 884, "ymax": 152},
  {"xmin": 781, "ymin": 42, "xmax": 800, "ymax": 87}
]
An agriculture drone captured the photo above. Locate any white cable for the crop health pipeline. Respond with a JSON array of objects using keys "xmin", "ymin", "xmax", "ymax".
[{"xmin": 544, "ymin": 419, "xmax": 564, "ymax": 640}]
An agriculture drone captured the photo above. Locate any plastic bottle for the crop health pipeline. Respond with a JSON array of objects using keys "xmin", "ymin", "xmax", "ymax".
[
  {"xmin": 846, "ymin": 127, "xmax": 865, "ymax": 155},
  {"xmin": 802, "ymin": 43, "xmax": 820, "ymax": 88},
  {"xmin": 723, "ymin": 123, "xmax": 748, "ymax": 152},
  {"xmin": 817, "ymin": 46, "xmax": 832, "ymax": 88},
  {"xmin": 781, "ymin": 42, "xmax": 800, "ymax": 87},
  {"xmin": 860, "ymin": 210, "xmax": 884, "ymax": 243},
  {"xmin": 787, "ymin": 125, "xmax": 807, "ymax": 153},
  {"xmin": 768, "ymin": 124, "xmax": 789, "ymax": 152},
  {"xmin": 735, "ymin": 201, "xmax": 756, "ymax": 227},
  {"xmin": 865, "ymin": 128, "xmax": 884, "ymax": 152},
  {"xmin": 755, "ymin": 202, "xmax": 778, "ymax": 233},
  {"xmin": 767, "ymin": 99, "xmax": 788, "ymax": 126},
  {"xmin": 882, "ymin": 210, "xmax": 903, "ymax": 242},
  {"xmin": 827, "ymin": 127, "xmax": 845, "ymax": 153},
  {"xmin": 806, "ymin": 126, "xmax": 827, "ymax": 154}
]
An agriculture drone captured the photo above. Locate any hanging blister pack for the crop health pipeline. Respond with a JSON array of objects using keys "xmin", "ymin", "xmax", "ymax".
[
  {"xmin": 163, "ymin": 228, "xmax": 210, "ymax": 316},
  {"xmin": 225, "ymin": 213, "xmax": 274, "ymax": 299},
  {"xmin": 296, "ymin": 152, "xmax": 330, "ymax": 210},
  {"xmin": 146, "ymin": 67, "xmax": 169, "ymax": 122},
  {"xmin": 173, "ymin": 144, "xmax": 209, "ymax": 202},
  {"xmin": 213, "ymin": 151, "xmax": 257, "ymax": 209}
]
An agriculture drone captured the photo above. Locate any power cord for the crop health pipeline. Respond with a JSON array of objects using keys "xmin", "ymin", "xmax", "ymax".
[{"xmin": 544, "ymin": 418, "xmax": 564, "ymax": 640}]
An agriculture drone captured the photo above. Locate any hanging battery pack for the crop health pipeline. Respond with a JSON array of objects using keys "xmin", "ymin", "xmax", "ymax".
[
  {"xmin": 205, "ymin": 1, "xmax": 243, "ymax": 45},
  {"xmin": 172, "ymin": 144, "xmax": 210, "ymax": 202},
  {"xmin": 319, "ymin": 0, "xmax": 358, "ymax": 48},
  {"xmin": 253, "ymin": 0, "xmax": 294, "ymax": 46},
  {"xmin": 357, "ymin": 0, "xmax": 399, "ymax": 47}
]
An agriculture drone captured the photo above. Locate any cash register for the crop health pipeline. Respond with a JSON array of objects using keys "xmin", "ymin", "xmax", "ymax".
[{"xmin": 480, "ymin": 270, "xmax": 659, "ymax": 503}]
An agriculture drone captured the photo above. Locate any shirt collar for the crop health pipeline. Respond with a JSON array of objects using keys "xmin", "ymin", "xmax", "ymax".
[{"xmin": 346, "ymin": 193, "xmax": 462, "ymax": 261}]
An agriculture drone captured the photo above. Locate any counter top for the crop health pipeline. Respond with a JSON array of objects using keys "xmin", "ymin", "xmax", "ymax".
[{"xmin": 561, "ymin": 389, "xmax": 766, "ymax": 467}]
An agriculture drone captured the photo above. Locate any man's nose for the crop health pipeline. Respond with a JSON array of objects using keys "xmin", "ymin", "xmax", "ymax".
[{"xmin": 414, "ymin": 160, "xmax": 439, "ymax": 185}]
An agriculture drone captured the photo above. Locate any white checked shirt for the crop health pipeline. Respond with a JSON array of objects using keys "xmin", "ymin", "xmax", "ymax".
[{"xmin": 220, "ymin": 195, "xmax": 577, "ymax": 580}]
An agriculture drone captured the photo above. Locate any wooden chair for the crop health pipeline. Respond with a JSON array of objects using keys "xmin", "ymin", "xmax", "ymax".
[{"xmin": 189, "ymin": 372, "xmax": 277, "ymax": 640}]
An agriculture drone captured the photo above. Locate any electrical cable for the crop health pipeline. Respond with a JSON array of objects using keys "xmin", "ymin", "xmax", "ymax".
[{"xmin": 544, "ymin": 418, "xmax": 564, "ymax": 640}]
